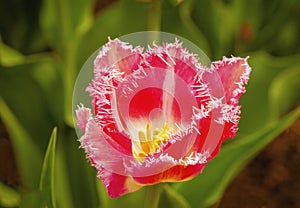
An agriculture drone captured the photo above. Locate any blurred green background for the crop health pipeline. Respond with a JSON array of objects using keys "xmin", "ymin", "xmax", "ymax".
[{"xmin": 0, "ymin": 0, "xmax": 300, "ymax": 207}]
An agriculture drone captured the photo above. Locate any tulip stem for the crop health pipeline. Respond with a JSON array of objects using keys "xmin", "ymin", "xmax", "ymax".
[
  {"xmin": 148, "ymin": 0, "xmax": 162, "ymax": 31},
  {"xmin": 144, "ymin": 184, "xmax": 163, "ymax": 208},
  {"xmin": 147, "ymin": 0, "xmax": 162, "ymax": 43}
]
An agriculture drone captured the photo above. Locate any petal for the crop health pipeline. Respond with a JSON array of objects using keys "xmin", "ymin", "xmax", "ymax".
[
  {"xmin": 133, "ymin": 163, "xmax": 206, "ymax": 185},
  {"xmin": 86, "ymin": 38, "xmax": 144, "ymax": 133},
  {"xmin": 77, "ymin": 38, "xmax": 252, "ymax": 197},
  {"xmin": 127, "ymin": 149, "xmax": 210, "ymax": 185},
  {"xmin": 210, "ymin": 56, "xmax": 251, "ymax": 146},
  {"xmin": 97, "ymin": 168, "xmax": 143, "ymax": 198},
  {"xmin": 94, "ymin": 38, "xmax": 143, "ymax": 75},
  {"xmin": 144, "ymin": 40, "xmax": 200, "ymax": 84},
  {"xmin": 143, "ymin": 44, "xmax": 170, "ymax": 69},
  {"xmin": 77, "ymin": 105, "xmax": 143, "ymax": 197},
  {"xmin": 76, "ymin": 104, "xmax": 92, "ymax": 131},
  {"xmin": 103, "ymin": 123, "xmax": 132, "ymax": 156},
  {"xmin": 213, "ymin": 56, "xmax": 251, "ymax": 105},
  {"xmin": 77, "ymin": 105, "xmax": 129, "ymax": 163}
]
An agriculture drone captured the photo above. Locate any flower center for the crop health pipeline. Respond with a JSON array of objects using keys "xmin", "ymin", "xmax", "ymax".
[{"xmin": 132, "ymin": 122, "xmax": 176, "ymax": 162}]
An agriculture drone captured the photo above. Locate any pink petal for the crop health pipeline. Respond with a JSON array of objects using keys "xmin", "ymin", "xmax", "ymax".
[
  {"xmin": 144, "ymin": 40, "xmax": 200, "ymax": 82},
  {"xmin": 211, "ymin": 56, "xmax": 251, "ymax": 143},
  {"xmin": 213, "ymin": 56, "xmax": 251, "ymax": 105},
  {"xmin": 94, "ymin": 38, "xmax": 143, "ymax": 75},
  {"xmin": 76, "ymin": 105, "xmax": 143, "ymax": 197},
  {"xmin": 78, "ymin": 106, "xmax": 129, "ymax": 169},
  {"xmin": 98, "ymin": 169, "xmax": 142, "ymax": 198},
  {"xmin": 86, "ymin": 38, "xmax": 144, "ymax": 133},
  {"xmin": 76, "ymin": 104, "xmax": 92, "ymax": 131}
]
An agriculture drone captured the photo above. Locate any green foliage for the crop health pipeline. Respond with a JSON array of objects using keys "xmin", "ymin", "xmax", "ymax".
[
  {"xmin": 39, "ymin": 127, "xmax": 57, "ymax": 208},
  {"xmin": 0, "ymin": 99, "xmax": 42, "ymax": 190},
  {"xmin": 0, "ymin": 0, "xmax": 299, "ymax": 207},
  {"xmin": 0, "ymin": 182, "xmax": 20, "ymax": 207},
  {"xmin": 40, "ymin": 0, "xmax": 93, "ymax": 54},
  {"xmin": 159, "ymin": 184, "xmax": 191, "ymax": 208},
  {"xmin": 96, "ymin": 180, "xmax": 147, "ymax": 208},
  {"xmin": 77, "ymin": 0, "xmax": 150, "ymax": 66},
  {"xmin": 0, "ymin": 0, "xmax": 47, "ymax": 54},
  {"xmin": 40, "ymin": 0, "xmax": 94, "ymax": 125},
  {"xmin": 269, "ymin": 64, "xmax": 300, "ymax": 118},
  {"xmin": 0, "ymin": 41, "xmax": 25, "ymax": 66},
  {"xmin": 161, "ymin": 0, "xmax": 211, "ymax": 57}
]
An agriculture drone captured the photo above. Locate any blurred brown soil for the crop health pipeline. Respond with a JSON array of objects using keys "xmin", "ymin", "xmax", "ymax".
[
  {"xmin": 219, "ymin": 118, "xmax": 300, "ymax": 208},
  {"xmin": 0, "ymin": 118, "xmax": 19, "ymax": 185}
]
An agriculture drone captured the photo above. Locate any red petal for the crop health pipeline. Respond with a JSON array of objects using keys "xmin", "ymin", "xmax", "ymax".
[
  {"xmin": 103, "ymin": 123, "xmax": 132, "ymax": 155},
  {"xmin": 97, "ymin": 168, "xmax": 142, "ymax": 198},
  {"xmin": 128, "ymin": 87, "xmax": 181, "ymax": 122},
  {"xmin": 133, "ymin": 163, "xmax": 206, "ymax": 185},
  {"xmin": 144, "ymin": 53, "xmax": 169, "ymax": 69}
]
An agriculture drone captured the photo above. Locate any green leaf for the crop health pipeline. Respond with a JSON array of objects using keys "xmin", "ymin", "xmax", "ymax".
[
  {"xmin": 247, "ymin": 0, "xmax": 299, "ymax": 55},
  {"xmin": 19, "ymin": 191, "xmax": 42, "ymax": 208},
  {"xmin": 53, "ymin": 141, "xmax": 74, "ymax": 208},
  {"xmin": 0, "ymin": 98, "xmax": 42, "ymax": 190},
  {"xmin": 0, "ymin": 63, "xmax": 58, "ymax": 148},
  {"xmin": 0, "ymin": 40, "xmax": 52, "ymax": 67},
  {"xmin": 142, "ymin": 0, "xmax": 212, "ymax": 58},
  {"xmin": 167, "ymin": 0, "xmax": 183, "ymax": 7},
  {"xmin": 269, "ymin": 65, "xmax": 300, "ymax": 118},
  {"xmin": 0, "ymin": 182, "xmax": 20, "ymax": 207},
  {"xmin": 0, "ymin": 0, "xmax": 48, "ymax": 54},
  {"xmin": 39, "ymin": 0, "xmax": 93, "ymax": 53},
  {"xmin": 39, "ymin": 127, "xmax": 57, "ymax": 208},
  {"xmin": 175, "ymin": 107, "xmax": 300, "ymax": 208},
  {"xmin": 0, "ymin": 40, "xmax": 24, "ymax": 66},
  {"xmin": 96, "ymin": 178, "xmax": 109, "ymax": 208},
  {"xmin": 39, "ymin": 0, "xmax": 94, "ymax": 126},
  {"xmin": 59, "ymin": 129, "xmax": 99, "ymax": 208},
  {"xmin": 77, "ymin": 0, "xmax": 150, "ymax": 67},
  {"xmin": 191, "ymin": 0, "xmax": 240, "ymax": 59},
  {"xmin": 30, "ymin": 59, "xmax": 64, "ymax": 125},
  {"xmin": 159, "ymin": 184, "xmax": 191, "ymax": 208}
]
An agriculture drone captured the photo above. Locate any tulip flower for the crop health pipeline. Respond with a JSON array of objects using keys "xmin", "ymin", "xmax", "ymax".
[{"xmin": 76, "ymin": 38, "xmax": 251, "ymax": 198}]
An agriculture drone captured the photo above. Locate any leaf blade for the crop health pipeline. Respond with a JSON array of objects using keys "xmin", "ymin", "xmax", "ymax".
[
  {"xmin": 0, "ymin": 182, "xmax": 21, "ymax": 207},
  {"xmin": 0, "ymin": 98, "xmax": 42, "ymax": 190},
  {"xmin": 39, "ymin": 127, "xmax": 57, "ymax": 208}
]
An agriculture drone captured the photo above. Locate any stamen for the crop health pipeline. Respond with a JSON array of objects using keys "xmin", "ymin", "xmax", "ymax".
[{"xmin": 132, "ymin": 122, "xmax": 176, "ymax": 162}]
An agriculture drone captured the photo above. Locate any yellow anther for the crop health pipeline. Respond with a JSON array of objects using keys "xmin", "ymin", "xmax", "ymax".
[
  {"xmin": 146, "ymin": 123, "xmax": 152, "ymax": 140},
  {"xmin": 138, "ymin": 131, "xmax": 146, "ymax": 142},
  {"xmin": 132, "ymin": 122, "xmax": 176, "ymax": 162}
]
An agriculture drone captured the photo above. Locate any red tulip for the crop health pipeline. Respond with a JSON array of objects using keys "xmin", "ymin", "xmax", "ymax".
[{"xmin": 76, "ymin": 38, "xmax": 251, "ymax": 198}]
